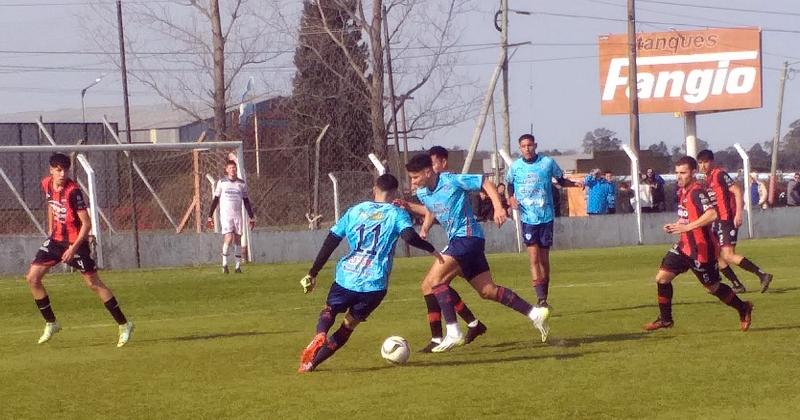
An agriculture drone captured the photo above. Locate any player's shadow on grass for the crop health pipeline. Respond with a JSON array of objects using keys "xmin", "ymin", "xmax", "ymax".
[
  {"xmin": 763, "ymin": 286, "xmax": 800, "ymax": 294},
  {"xmin": 341, "ymin": 352, "xmax": 588, "ymax": 373},
  {"xmin": 566, "ymin": 301, "xmax": 710, "ymax": 317},
  {"xmin": 482, "ymin": 332, "xmax": 673, "ymax": 351}
]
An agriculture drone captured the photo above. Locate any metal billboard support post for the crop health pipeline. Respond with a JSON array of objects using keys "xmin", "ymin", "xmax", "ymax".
[
  {"xmin": 622, "ymin": 145, "xmax": 644, "ymax": 245},
  {"xmin": 76, "ymin": 154, "xmax": 104, "ymax": 268},
  {"xmin": 328, "ymin": 173, "xmax": 340, "ymax": 222},
  {"xmin": 684, "ymin": 112, "xmax": 698, "ymax": 158},
  {"xmin": 498, "ymin": 149, "xmax": 523, "ymax": 253},
  {"xmin": 205, "ymin": 174, "xmax": 220, "ymax": 233},
  {"xmin": 733, "ymin": 143, "xmax": 754, "ymax": 239}
]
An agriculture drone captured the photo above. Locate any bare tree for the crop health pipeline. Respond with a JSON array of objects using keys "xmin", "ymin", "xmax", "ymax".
[{"xmin": 82, "ymin": 0, "xmax": 288, "ymax": 139}]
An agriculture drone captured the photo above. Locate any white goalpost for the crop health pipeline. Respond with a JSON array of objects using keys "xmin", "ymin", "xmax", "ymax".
[{"xmin": 0, "ymin": 141, "xmax": 246, "ymax": 269}]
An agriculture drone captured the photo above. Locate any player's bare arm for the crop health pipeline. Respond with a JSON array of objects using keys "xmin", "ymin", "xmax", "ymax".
[
  {"xmin": 729, "ymin": 182, "xmax": 744, "ymax": 228},
  {"xmin": 558, "ymin": 176, "xmax": 582, "ymax": 188},
  {"xmin": 666, "ymin": 208, "xmax": 718, "ymax": 234},
  {"xmin": 481, "ymin": 178, "xmax": 507, "ymax": 226}
]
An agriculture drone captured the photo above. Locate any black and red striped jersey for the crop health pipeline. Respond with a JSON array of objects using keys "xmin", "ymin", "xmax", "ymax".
[
  {"xmin": 675, "ymin": 181, "xmax": 717, "ymax": 263},
  {"xmin": 42, "ymin": 176, "xmax": 87, "ymax": 243},
  {"xmin": 705, "ymin": 167, "xmax": 737, "ymax": 221}
]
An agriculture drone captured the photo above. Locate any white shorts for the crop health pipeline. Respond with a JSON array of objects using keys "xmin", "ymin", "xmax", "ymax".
[{"xmin": 220, "ymin": 215, "xmax": 243, "ymax": 235}]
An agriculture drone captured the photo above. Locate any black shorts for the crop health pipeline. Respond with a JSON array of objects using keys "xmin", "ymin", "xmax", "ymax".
[
  {"xmin": 32, "ymin": 239, "xmax": 96, "ymax": 274},
  {"xmin": 442, "ymin": 237, "xmax": 490, "ymax": 280},
  {"xmin": 522, "ymin": 221, "xmax": 554, "ymax": 248},
  {"xmin": 660, "ymin": 249, "xmax": 720, "ymax": 286},
  {"xmin": 325, "ymin": 282, "xmax": 387, "ymax": 322},
  {"xmin": 712, "ymin": 220, "xmax": 738, "ymax": 247}
]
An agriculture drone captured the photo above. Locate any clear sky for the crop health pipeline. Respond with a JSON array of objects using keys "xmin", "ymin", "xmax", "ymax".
[{"xmin": 1, "ymin": 0, "xmax": 798, "ymax": 154}]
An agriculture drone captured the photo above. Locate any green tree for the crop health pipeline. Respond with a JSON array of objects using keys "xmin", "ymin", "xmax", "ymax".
[
  {"xmin": 288, "ymin": 0, "xmax": 373, "ymax": 173},
  {"xmin": 582, "ymin": 128, "xmax": 621, "ymax": 153},
  {"xmin": 647, "ymin": 141, "xmax": 670, "ymax": 157}
]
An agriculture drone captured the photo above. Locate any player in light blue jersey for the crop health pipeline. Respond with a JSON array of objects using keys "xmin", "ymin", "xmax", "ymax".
[
  {"xmin": 401, "ymin": 146, "xmax": 486, "ymax": 353},
  {"xmin": 406, "ymin": 154, "xmax": 551, "ymax": 352},
  {"xmin": 297, "ymin": 174, "xmax": 440, "ymax": 373},
  {"xmin": 506, "ymin": 134, "xmax": 581, "ymax": 307}
]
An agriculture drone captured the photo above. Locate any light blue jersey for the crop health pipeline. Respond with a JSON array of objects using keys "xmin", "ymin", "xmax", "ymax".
[
  {"xmin": 416, "ymin": 172, "xmax": 484, "ymax": 241},
  {"xmin": 330, "ymin": 201, "xmax": 413, "ymax": 293},
  {"xmin": 506, "ymin": 155, "xmax": 564, "ymax": 225}
]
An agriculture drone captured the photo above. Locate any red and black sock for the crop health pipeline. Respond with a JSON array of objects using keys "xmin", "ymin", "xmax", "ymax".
[
  {"xmin": 315, "ymin": 305, "xmax": 335, "ymax": 335},
  {"xmin": 738, "ymin": 258, "xmax": 764, "ymax": 276},
  {"xmin": 423, "ymin": 294, "xmax": 443, "ymax": 340},
  {"xmin": 495, "ymin": 286, "xmax": 533, "ymax": 316},
  {"xmin": 452, "ymin": 289, "xmax": 477, "ymax": 324},
  {"xmin": 712, "ymin": 283, "xmax": 748, "ymax": 315},
  {"xmin": 432, "ymin": 284, "xmax": 458, "ymax": 325},
  {"xmin": 103, "ymin": 297, "xmax": 127, "ymax": 325},
  {"xmin": 657, "ymin": 283, "xmax": 673, "ymax": 322},
  {"xmin": 35, "ymin": 295, "xmax": 56, "ymax": 323},
  {"xmin": 312, "ymin": 324, "xmax": 354, "ymax": 368},
  {"xmin": 533, "ymin": 278, "xmax": 549, "ymax": 304}
]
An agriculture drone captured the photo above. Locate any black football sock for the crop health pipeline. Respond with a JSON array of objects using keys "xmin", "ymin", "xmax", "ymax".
[
  {"xmin": 712, "ymin": 283, "xmax": 748, "ymax": 314},
  {"xmin": 312, "ymin": 324, "xmax": 353, "ymax": 368},
  {"xmin": 720, "ymin": 266, "xmax": 744, "ymax": 287},
  {"xmin": 35, "ymin": 296, "xmax": 56, "ymax": 323},
  {"xmin": 423, "ymin": 294, "xmax": 443, "ymax": 340},
  {"xmin": 657, "ymin": 283, "xmax": 673, "ymax": 322},
  {"xmin": 738, "ymin": 258, "xmax": 765, "ymax": 275},
  {"xmin": 452, "ymin": 289, "xmax": 477, "ymax": 324},
  {"xmin": 494, "ymin": 286, "xmax": 534, "ymax": 316},
  {"xmin": 103, "ymin": 297, "xmax": 128, "ymax": 325}
]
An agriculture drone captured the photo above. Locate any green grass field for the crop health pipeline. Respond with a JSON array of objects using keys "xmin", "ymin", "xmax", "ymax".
[{"xmin": 2, "ymin": 237, "xmax": 798, "ymax": 419}]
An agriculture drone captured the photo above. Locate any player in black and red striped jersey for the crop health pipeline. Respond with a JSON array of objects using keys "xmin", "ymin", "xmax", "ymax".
[
  {"xmin": 24, "ymin": 153, "xmax": 134, "ymax": 347},
  {"xmin": 697, "ymin": 149, "xmax": 773, "ymax": 293},
  {"xmin": 644, "ymin": 156, "xmax": 753, "ymax": 332}
]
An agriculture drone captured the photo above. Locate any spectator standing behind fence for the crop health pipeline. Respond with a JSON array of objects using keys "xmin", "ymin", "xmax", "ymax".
[
  {"xmin": 638, "ymin": 175, "xmax": 655, "ymax": 212},
  {"xmin": 584, "ymin": 169, "xmax": 614, "ymax": 215},
  {"xmin": 604, "ymin": 171, "xmax": 617, "ymax": 214},
  {"xmin": 750, "ymin": 173, "xmax": 768, "ymax": 210},
  {"xmin": 788, "ymin": 173, "xmax": 800, "ymax": 206},
  {"xmin": 645, "ymin": 168, "xmax": 666, "ymax": 212},
  {"xmin": 616, "ymin": 182, "xmax": 634, "ymax": 214},
  {"xmin": 497, "ymin": 183, "xmax": 511, "ymax": 217}
]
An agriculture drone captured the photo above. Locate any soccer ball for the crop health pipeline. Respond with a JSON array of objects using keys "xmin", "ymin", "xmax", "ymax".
[{"xmin": 380, "ymin": 336, "xmax": 410, "ymax": 364}]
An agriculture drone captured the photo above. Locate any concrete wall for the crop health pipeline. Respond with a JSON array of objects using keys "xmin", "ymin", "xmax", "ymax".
[{"xmin": 2, "ymin": 208, "xmax": 799, "ymax": 275}]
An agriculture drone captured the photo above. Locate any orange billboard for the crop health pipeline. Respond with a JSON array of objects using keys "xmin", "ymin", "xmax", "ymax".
[{"xmin": 599, "ymin": 27, "xmax": 762, "ymax": 114}]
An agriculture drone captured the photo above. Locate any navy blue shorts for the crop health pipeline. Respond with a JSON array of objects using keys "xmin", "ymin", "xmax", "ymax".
[
  {"xmin": 325, "ymin": 282, "xmax": 387, "ymax": 322},
  {"xmin": 522, "ymin": 221, "xmax": 554, "ymax": 248},
  {"xmin": 443, "ymin": 237, "xmax": 490, "ymax": 280}
]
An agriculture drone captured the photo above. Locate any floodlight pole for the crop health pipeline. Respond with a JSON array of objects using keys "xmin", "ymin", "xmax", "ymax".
[
  {"xmin": 81, "ymin": 75, "xmax": 104, "ymax": 143},
  {"xmin": 734, "ymin": 143, "xmax": 754, "ymax": 238}
]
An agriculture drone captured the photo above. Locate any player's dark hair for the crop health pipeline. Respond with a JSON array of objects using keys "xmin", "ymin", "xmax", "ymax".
[
  {"xmin": 428, "ymin": 146, "xmax": 448, "ymax": 160},
  {"xmin": 375, "ymin": 174, "xmax": 399, "ymax": 192},
  {"xmin": 405, "ymin": 154, "xmax": 433, "ymax": 172},
  {"xmin": 696, "ymin": 149, "xmax": 714, "ymax": 162},
  {"xmin": 49, "ymin": 153, "xmax": 71, "ymax": 170},
  {"xmin": 225, "ymin": 160, "xmax": 237, "ymax": 167},
  {"xmin": 675, "ymin": 156, "xmax": 698, "ymax": 171},
  {"xmin": 518, "ymin": 133, "xmax": 536, "ymax": 143}
]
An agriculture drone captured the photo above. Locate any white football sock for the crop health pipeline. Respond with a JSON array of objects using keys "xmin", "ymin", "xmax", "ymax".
[
  {"xmin": 445, "ymin": 323, "xmax": 461, "ymax": 338},
  {"xmin": 233, "ymin": 244, "xmax": 241, "ymax": 267},
  {"xmin": 222, "ymin": 243, "xmax": 229, "ymax": 266}
]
